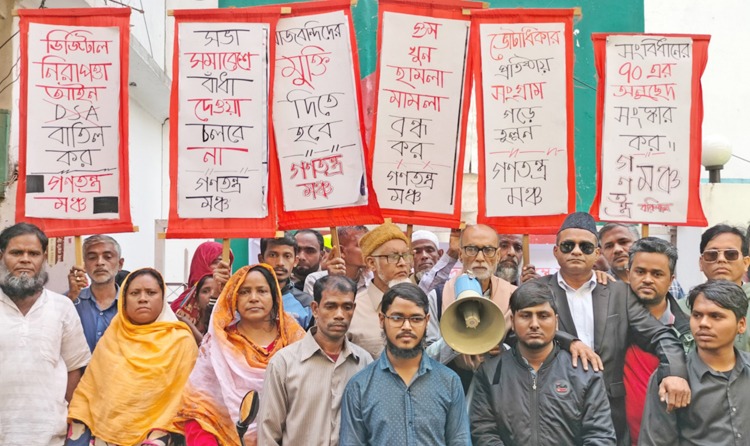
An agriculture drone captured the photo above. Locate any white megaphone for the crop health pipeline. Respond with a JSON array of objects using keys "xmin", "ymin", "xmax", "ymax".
[{"xmin": 440, "ymin": 273, "xmax": 505, "ymax": 355}]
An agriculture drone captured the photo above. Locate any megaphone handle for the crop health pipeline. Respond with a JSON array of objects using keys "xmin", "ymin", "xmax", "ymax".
[{"xmin": 237, "ymin": 422, "xmax": 248, "ymax": 446}]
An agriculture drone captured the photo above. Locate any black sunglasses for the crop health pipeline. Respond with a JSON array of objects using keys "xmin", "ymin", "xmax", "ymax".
[{"xmin": 558, "ymin": 241, "xmax": 597, "ymax": 255}]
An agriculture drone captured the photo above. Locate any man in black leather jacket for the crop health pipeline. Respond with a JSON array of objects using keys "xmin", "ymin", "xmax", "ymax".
[{"xmin": 470, "ymin": 281, "xmax": 616, "ymax": 445}]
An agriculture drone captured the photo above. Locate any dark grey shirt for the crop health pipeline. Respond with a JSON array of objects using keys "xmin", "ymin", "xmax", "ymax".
[{"xmin": 639, "ymin": 348, "xmax": 750, "ymax": 446}]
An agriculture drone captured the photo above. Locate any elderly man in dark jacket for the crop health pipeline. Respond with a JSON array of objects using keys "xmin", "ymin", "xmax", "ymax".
[{"xmin": 471, "ymin": 281, "xmax": 616, "ymax": 445}]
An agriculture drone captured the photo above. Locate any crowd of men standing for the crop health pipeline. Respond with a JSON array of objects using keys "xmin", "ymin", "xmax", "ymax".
[{"xmin": 1, "ymin": 213, "xmax": 750, "ymax": 445}]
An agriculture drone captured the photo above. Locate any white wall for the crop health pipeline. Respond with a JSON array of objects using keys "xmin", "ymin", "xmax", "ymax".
[{"xmin": 645, "ymin": 0, "xmax": 750, "ymax": 180}]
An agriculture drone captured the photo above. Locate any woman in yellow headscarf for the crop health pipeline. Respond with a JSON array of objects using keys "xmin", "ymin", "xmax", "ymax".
[
  {"xmin": 174, "ymin": 264, "xmax": 305, "ymax": 446},
  {"xmin": 66, "ymin": 268, "xmax": 198, "ymax": 446}
]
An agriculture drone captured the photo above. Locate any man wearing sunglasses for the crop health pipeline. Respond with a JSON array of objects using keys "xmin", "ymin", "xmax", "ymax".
[
  {"xmin": 535, "ymin": 212, "xmax": 690, "ymax": 445},
  {"xmin": 426, "ymin": 224, "xmax": 600, "ymax": 390},
  {"xmin": 683, "ymin": 224, "xmax": 750, "ymax": 352}
]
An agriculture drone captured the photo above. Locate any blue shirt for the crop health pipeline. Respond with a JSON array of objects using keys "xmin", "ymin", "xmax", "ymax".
[
  {"xmin": 282, "ymin": 291, "xmax": 312, "ymax": 330},
  {"xmin": 73, "ymin": 286, "xmax": 118, "ymax": 352},
  {"xmin": 340, "ymin": 350, "xmax": 470, "ymax": 446}
]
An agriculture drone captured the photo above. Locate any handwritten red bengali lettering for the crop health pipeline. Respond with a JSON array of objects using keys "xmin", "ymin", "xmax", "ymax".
[
  {"xmin": 388, "ymin": 65, "xmax": 450, "ymax": 90},
  {"xmin": 188, "ymin": 98, "xmax": 252, "ymax": 122},
  {"xmin": 46, "ymin": 173, "xmax": 113, "ymax": 194},
  {"xmin": 297, "ymin": 180, "xmax": 333, "ymax": 199},
  {"xmin": 383, "ymin": 89, "xmax": 448, "ymax": 112},
  {"xmin": 611, "ymin": 83, "xmax": 676, "ymax": 101},
  {"xmin": 647, "ymin": 63, "xmax": 675, "ymax": 79},
  {"xmin": 289, "ymin": 154, "xmax": 344, "ymax": 180},
  {"xmin": 490, "ymin": 82, "xmax": 546, "ymax": 103},
  {"xmin": 408, "ymin": 46, "xmax": 436, "ymax": 67},
  {"xmin": 37, "ymin": 83, "xmax": 104, "ymax": 102},
  {"xmin": 639, "ymin": 197, "xmax": 673, "ymax": 213},
  {"xmin": 42, "ymin": 29, "xmax": 112, "ymax": 55},
  {"xmin": 34, "ymin": 56, "xmax": 111, "ymax": 83},
  {"xmin": 489, "ymin": 28, "xmax": 561, "ymax": 60},
  {"xmin": 412, "ymin": 22, "xmax": 441, "ymax": 40},
  {"xmin": 185, "ymin": 51, "xmax": 258, "ymax": 72},
  {"xmin": 278, "ymin": 45, "xmax": 332, "ymax": 89},
  {"xmin": 186, "ymin": 146, "xmax": 249, "ymax": 166}
]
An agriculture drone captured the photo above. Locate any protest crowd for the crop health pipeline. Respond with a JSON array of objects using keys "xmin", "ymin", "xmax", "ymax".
[
  {"xmin": 2, "ymin": 217, "xmax": 750, "ymax": 445},
  {"xmin": 2, "ymin": 1, "xmax": 748, "ymax": 445}
]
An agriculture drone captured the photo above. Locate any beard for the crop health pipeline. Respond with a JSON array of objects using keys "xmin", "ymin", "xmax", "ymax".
[
  {"xmin": 0, "ymin": 262, "xmax": 48, "ymax": 300},
  {"xmin": 293, "ymin": 263, "xmax": 318, "ymax": 278},
  {"xmin": 415, "ymin": 269, "xmax": 426, "ymax": 282},
  {"xmin": 90, "ymin": 272, "xmax": 115, "ymax": 286},
  {"xmin": 519, "ymin": 337, "xmax": 552, "ymax": 351},
  {"xmin": 388, "ymin": 276, "xmax": 412, "ymax": 288},
  {"xmin": 470, "ymin": 266, "xmax": 494, "ymax": 281},
  {"xmin": 386, "ymin": 336, "xmax": 425, "ymax": 359},
  {"xmin": 495, "ymin": 264, "xmax": 519, "ymax": 283}
]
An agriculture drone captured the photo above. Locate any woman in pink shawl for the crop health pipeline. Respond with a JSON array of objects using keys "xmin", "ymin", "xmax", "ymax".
[{"xmin": 171, "ymin": 242, "xmax": 234, "ymax": 342}]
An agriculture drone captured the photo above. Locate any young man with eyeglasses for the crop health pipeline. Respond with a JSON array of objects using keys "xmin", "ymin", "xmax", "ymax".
[
  {"xmin": 349, "ymin": 222, "xmax": 413, "ymax": 358},
  {"xmin": 535, "ymin": 212, "xmax": 690, "ymax": 445},
  {"xmin": 340, "ymin": 283, "xmax": 470, "ymax": 446},
  {"xmin": 680, "ymin": 224, "xmax": 750, "ymax": 352}
]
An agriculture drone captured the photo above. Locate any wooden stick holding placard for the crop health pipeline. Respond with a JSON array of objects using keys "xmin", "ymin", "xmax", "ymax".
[
  {"xmin": 330, "ymin": 227, "xmax": 340, "ymax": 253},
  {"xmin": 406, "ymin": 224, "xmax": 413, "ymax": 245},
  {"xmin": 522, "ymin": 234, "xmax": 530, "ymax": 267},
  {"xmin": 222, "ymin": 238, "xmax": 231, "ymax": 264},
  {"xmin": 74, "ymin": 235, "xmax": 83, "ymax": 268},
  {"xmin": 642, "ymin": 224, "xmax": 649, "ymax": 238}
]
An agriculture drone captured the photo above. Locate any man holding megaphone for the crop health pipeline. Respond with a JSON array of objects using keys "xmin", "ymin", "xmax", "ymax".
[{"xmin": 427, "ymin": 224, "xmax": 603, "ymax": 390}]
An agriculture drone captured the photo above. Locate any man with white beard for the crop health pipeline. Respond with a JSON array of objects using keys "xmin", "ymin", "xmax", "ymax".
[
  {"xmin": 0, "ymin": 223, "xmax": 90, "ymax": 445},
  {"xmin": 427, "ymin": 225, "xmax": 517, "ymax": 350},
  {"xmin": 349, "ymin": 222, "xmax": 413, "ymax": 358},
  {"xmin": 494, "ymin": 234, "xmax": 540, "ymax": 285},
  {"xmin": 410, "ymin": 230, "xmax": 443, "ymax": 284}
]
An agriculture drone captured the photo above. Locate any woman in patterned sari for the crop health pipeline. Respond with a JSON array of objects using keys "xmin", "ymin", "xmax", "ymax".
[{"xmin": 175, "ymin": 264, "xmax": 305, "ymax": 446}]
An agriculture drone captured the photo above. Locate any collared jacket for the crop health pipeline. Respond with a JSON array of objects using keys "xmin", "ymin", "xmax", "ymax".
[
  {"xmin": 470, "ymin": 344, "xmax": 616, "ymax": 446},
  {"xmin": 639, "ymin": 348, "xmax": 750, "ymax": 445},
  {"xmin": 534, "ymin": 275, "xmax": 688, "ymax": 445}
]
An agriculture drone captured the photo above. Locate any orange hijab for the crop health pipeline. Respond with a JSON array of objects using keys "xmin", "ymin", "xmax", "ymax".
[
  {"xmin": 67, "ymin": 268, "xmax": 198, "ymax": 445},
  {"xmin": 175, "ymin": 264, "xmax": 305, "ymax": 446}
]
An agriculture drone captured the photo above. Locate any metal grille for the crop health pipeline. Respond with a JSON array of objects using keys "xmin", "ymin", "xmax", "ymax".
[{"xmin": 166, "ymin": 282, "xmax": 187, "ymax": 304}]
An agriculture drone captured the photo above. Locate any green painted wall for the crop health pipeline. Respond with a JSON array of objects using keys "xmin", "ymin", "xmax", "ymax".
[
  {"xmin": 219, "ymin": 0, "xmax": 644, "ymax": 211},
  {"xmin": 214, "ymin": 238, "xmax": 249, "ymax": 273}
]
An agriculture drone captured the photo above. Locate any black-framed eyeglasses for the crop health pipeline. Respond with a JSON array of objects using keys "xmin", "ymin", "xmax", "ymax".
[
  {"xmin": 382, "ymin": 314, "xmax": 427, "ymax": 326},
  {"xmin": 462, "ymin": 245, "xmax": 498, "ymax": 257},
  {"xmin": 371, "ymin": 252, "xmax": 413, "ymax": 264},
  {"xmin": 558, "ymin": 241, "xmax": 597, "ymax": 255},
  {"xmin": 702, "ymin": 249, "xmax": 741, "ymax": 263}
]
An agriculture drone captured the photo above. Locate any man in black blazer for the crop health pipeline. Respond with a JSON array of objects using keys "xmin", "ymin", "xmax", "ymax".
[{"xmin": 535, "ymin": 212, "xmax": 690, "ymax": 445}]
